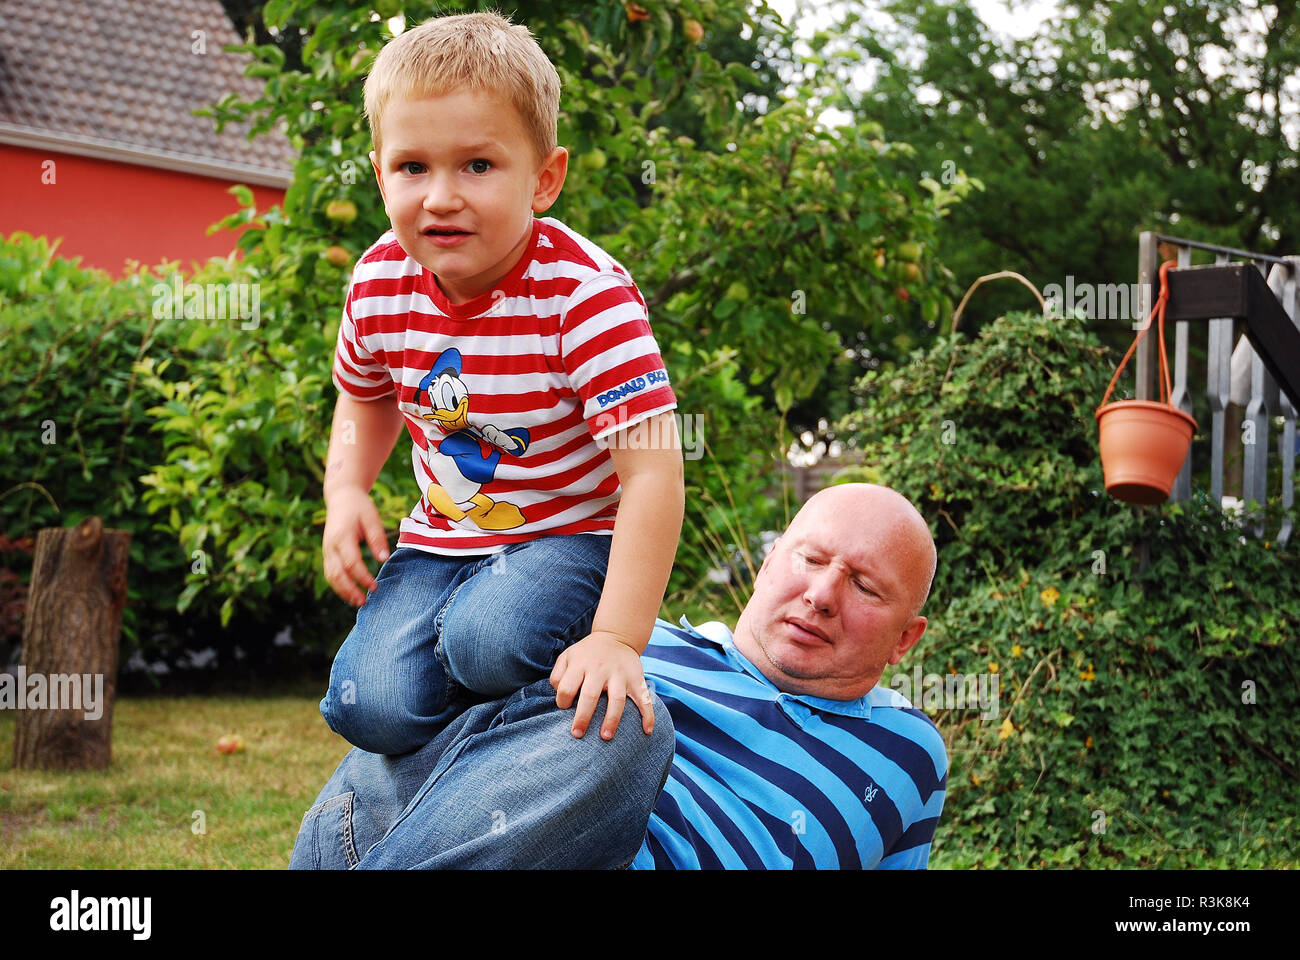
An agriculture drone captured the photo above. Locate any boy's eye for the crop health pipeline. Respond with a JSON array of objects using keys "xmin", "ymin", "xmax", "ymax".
[
  {"xmin": 399, "ymin": 161, "xmax": 426, "ymax": 175},
  {"xmin": 468, "ymin": 159, "xmax": 492, "ymax": 174}
]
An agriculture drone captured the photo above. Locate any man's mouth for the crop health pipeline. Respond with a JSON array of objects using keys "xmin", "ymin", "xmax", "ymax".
[{"xmin": 785, "ymin": 618, "xmax": 831, "ymax": 644}]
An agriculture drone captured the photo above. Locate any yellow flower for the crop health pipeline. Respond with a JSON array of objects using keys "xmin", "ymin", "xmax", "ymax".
[
  {"xmin": 970, "ymin": 772, "xmax": 981, "ymax": 787},
  {"xmin": 998, "ymin": 717, "xmax": 1015, "ymax": 740},
  {"xmin": 1085, "ymin": 735, "xmax": 1093, "ymax": 749},
  {"xmin": 988, "ymin": 662, "xmax": 999, "ymax": 674},
  {"xmin": 1010, "ymin": 644, "xmax": 1022, "ymax": 658},
  {"xmin": 1040, "ymin": 586, "xmax": 1060, "ymax": 606},
  {"xmin": 1080, "ymin": 662, "xmax": 1096, "ymax": 682},
  {"xmin": 929, "ymin": 482, "xmax": 942, "ymax": 498},
  {"xmin": 1162, "ymin": 789, "xmax": 1170, "ymax": 798}
]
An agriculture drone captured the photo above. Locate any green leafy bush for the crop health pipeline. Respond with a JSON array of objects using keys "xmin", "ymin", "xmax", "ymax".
[
  {"xmin": 836, "ymin": 309, "xmax": 1299, "ymax": 866},
  {"xmin": 0, "ymin": 232, "xmax": 355, "ymax": 674},
  {"xmin": 0, "ymin": 232, "xmax": 192, "ymax": 658}
]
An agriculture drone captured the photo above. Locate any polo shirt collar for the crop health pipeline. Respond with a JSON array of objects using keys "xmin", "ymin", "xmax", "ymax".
[{"xmin": 678, "ymin": 616, "xmax": 882, "ymax": 721}]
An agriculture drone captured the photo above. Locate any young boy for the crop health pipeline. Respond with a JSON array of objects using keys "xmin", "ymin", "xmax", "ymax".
[{"xmin": 319, "ymin": 11, "xmax": 684, "ymax": 753}]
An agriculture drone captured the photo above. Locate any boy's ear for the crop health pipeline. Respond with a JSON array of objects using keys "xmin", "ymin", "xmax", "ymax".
[
  {"xmin": 370, "ymin": 150, "xmax": 387, "ymax": 205},
  {"xmin": 531, "ymin": 146, "xmax": 568, "ymax": 213}
]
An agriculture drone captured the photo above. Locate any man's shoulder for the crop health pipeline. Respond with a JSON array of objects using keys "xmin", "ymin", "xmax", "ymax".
[
  {"xmin": 649, "ymin": 617, "xmax": 731, "ymax": 646},
  {"xmin": 860, "ymin": 690, "xmax": 949, "ymax": 780},
  {"xmin": 647, "ymin": 617, "xmax": 717, "ymax": 652},
  {"xmin": 643, "ymin": 620, "xmax": 737, "ymax": 678}
]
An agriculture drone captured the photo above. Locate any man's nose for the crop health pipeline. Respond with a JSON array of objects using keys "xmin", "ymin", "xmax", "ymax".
[{"xmin": 802, "ymin": 567, "xmax": 837, "ymax": 614}]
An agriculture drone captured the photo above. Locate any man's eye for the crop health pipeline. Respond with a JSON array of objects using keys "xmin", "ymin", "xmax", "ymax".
[
  {"xmin": 854, "ymin": 581, "xmax": 875, "ymax": 596},
  {"xmin": 468, "ymin": 159, "xmax": 492, "ymax": 174},
  {"xmin": 798, "ymin": 553, "xmax": 823, "ymax": 566}
]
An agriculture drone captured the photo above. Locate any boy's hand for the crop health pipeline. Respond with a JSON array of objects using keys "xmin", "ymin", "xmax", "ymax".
[
  {"xmin": 322, "ymin": 486, "xmax": 391, "ymax": 607},
  {"xmin": 550, "ymin": 632, "xmax": 655, "ymax": 740}
]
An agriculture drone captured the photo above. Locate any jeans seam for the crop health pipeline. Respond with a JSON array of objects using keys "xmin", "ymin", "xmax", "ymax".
[
  {"xmin": 341, "ymin": 793, "xmax": 359, "ymax": 868},
  {"xmin": 430, "ymin": 569, "xmax": 485, "ymax": 707},
  {"xmin": 302, "ymin": 792, "xmax": 359, "ymax": 868},
  {"xmin": 433, "ymin": 575, "xmax": 471, "ymax": 636}
]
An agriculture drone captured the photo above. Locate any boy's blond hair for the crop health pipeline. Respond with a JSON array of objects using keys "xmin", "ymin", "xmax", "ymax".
[{"xmin": 364, "ymin": 10, "xmax": 560, "ymax": 168}]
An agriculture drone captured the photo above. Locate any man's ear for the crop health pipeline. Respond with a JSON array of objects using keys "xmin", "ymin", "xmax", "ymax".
[
  {"xmin": 531, "ymin": 146, "xmax": 568, "ymax": 213},
  {"xmin": 888, "ymin": 617, "xmax": 927, "ymax": 666}
]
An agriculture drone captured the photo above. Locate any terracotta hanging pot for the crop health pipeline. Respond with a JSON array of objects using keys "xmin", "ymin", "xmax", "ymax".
[{"xmin": 1095, "ymin": 260, "xmax": 1197, "ymax": 505}]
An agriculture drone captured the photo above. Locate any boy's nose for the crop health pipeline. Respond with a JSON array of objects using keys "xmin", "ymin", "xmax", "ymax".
[{"xmin": 422, "ymin": 171, "xmax": 463, "ymax": 211}]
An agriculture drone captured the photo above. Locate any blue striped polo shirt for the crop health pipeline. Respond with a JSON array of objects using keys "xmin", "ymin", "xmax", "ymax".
[{"xmin": 629, "ymin": 618, "xmax": 948, "ymax": 869}]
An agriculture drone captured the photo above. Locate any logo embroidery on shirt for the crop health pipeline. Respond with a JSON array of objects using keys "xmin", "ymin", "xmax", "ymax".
[
  {"xmin": 864, "ymin": 781, "xmax": 879, "ymax": 803},
  {"xmin": 537, "ymin": 234, "xmax": 553, "ymax": 248}
]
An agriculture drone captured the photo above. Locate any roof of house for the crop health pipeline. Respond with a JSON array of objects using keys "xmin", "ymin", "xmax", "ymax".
[{"xmin": 0, "ymin": 0, "xmax": 295, "ymax": 186}]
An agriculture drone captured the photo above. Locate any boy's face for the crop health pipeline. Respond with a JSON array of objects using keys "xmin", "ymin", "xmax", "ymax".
[{"xmin": 370, "ymin": 88, "xmax": 567, "ymax": 305}]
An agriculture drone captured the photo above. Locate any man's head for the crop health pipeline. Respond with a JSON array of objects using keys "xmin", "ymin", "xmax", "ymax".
[
  {"xmin": 732, "ymin": 483, "xmax": 937, "ymax": 701},
  {"xmin": 363, "ymin": 12, "xmax": 567, "ymax": 304}
]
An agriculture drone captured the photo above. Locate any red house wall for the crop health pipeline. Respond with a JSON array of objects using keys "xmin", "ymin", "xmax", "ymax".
[{"xmin": 0, "ymin": 143, "xmax": 287, "ymax": 275}]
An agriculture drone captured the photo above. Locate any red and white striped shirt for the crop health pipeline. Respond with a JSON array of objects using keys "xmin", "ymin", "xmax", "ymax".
[{"xmin": 332, "ymin": 216, "xmax": 677, "ymax": 554}]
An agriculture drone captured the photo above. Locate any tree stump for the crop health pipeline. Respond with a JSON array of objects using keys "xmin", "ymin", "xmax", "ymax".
[{"xmin": 11, "ymin": 516, "xmax": 129, "ymax": 770}]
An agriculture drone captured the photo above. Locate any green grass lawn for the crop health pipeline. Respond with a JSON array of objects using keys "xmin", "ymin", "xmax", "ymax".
[
  {"xmin": 4, "ymin": 697, "xmax": 1295, "ymax": 869},
  {"xmin": 0, "ymin": 696, "xmax": 349, "ymax": 869}
]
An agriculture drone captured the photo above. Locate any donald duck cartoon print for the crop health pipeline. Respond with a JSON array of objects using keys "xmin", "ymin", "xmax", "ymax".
[{"xmin": 415, "ymin": 348, "xmax": 531, "ymax": 530}]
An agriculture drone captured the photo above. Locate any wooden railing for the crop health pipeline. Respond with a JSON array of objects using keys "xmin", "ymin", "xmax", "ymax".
[{"xmin": 1134, "ymin": 232, "xmax": 1300, "ymax": 543}]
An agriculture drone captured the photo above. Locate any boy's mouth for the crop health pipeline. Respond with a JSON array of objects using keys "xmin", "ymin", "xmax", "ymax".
[{"xmin": 425, "ymin": 226, "xmax": 471, "ymax": 236}]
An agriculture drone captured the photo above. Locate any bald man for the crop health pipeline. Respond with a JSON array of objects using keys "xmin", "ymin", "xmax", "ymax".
[{"xmin": 290, "ymin": 483, "xmax": 948, "ymax": 869}]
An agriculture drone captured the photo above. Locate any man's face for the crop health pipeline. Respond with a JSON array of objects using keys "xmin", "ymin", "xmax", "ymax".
[
  {"xmin": 732, "ymin": 489, "xmax": 929, "ymax": 701},
  {"xmin": 370, "ymin": 88, "xmax": 566, "ymax": 305}
]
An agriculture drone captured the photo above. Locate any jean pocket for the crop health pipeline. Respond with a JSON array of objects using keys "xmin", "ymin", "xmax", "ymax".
[{"xmin": 289, "ymin": 792, "xmax": 360, "ymax": 870}]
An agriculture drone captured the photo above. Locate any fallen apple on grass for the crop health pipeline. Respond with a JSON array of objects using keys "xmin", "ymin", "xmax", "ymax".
[{"xmin": 216, "ymin": 734, "xmax": 246, "ymax": 755}]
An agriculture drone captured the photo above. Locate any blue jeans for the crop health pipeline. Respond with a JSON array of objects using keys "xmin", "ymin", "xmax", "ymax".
[
  {"xmin": 320, "ymin": 534, "xmax": 612, "ymax": 756},
  {"xmin": 290, "ymin": 678, "xmax": 674, "ymax": 869}
]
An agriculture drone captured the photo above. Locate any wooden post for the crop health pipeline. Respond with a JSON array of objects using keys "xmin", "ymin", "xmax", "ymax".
[
  {"xmin": 12, "ymin": 516, "xmax": 129, "ymax": 770},
  {"xmin": 1135, "ymin": 231, "xmax": 1159, "ymax": 401}
]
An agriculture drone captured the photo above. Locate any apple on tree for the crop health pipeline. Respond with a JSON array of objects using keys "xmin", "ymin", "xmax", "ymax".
[
  {"xmin": 578, "ymin": 149, "xmax": 607, "ymax": 172},
  {"xmin": 724, "ymin": 281, "xmax": 750, "ymax": 302},
  {"xmin": 326, "ymin": 200, "xmax": 358, "ymax": 224},
  {"xmin": 324, "ymin": 245, "xmax": 352, "ymax": 268}
]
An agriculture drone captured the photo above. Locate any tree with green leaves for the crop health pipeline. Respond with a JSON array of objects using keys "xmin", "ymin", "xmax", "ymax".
[{"xmin": 829, "ymin": 0, "xmax": 1300, "ymax": 336}]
